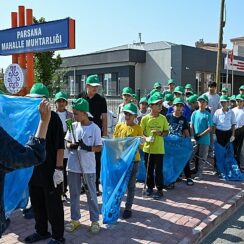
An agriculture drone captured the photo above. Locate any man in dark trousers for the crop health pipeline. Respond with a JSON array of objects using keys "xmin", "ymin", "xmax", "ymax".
[
  {"xmin": 24, "ymin": 83, "xmax": 65, "ymax": 244},
  {"xmin": 78, "ymin": 75, "xmax": 107, "ymax": 195}
]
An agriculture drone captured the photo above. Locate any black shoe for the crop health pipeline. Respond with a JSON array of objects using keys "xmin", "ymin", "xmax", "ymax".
[
  {"xmin": 146, "ymin": 189, "xmax": 153, "ymax": 197},
  {"xmin": 96, "ymin": 190, "xmax": 102, "ymax": 196},
  {"xmin": 47, "ymin": 238, "xmax": 65, "ymax": 244},
  {"xmin": 24, "ymin": 232, "xmax": 51, "ymax": 243},
  {"xmin": 186, "ymin": 178, "xmax": 194, "ymax": 186},
  {"xmin": 23, "ymin": 207, "xmax": 34, "ymax": 219},
  {"xmin": 153, "ymin": 190, "xmax": 164, "ymax": 200},
  {"xmin": 122, "ymin": 210, "xmax": 132, "ymax": 219}
]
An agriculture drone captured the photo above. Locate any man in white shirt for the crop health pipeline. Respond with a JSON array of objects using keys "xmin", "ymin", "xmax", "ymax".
[{"xmin": 232, "ymin": 94, "xmax": 244, "ymax": 168}]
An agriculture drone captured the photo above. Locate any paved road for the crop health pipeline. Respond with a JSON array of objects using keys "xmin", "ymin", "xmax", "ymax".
[{"xmin": 201, "ymin": 204, "xmax": 244, "ymax": 244}]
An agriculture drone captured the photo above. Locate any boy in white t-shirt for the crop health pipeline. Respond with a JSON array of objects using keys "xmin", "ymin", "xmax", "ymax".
[{"xmin": 65, "ymin": 98, "xmax": 102, "ymax": 234}]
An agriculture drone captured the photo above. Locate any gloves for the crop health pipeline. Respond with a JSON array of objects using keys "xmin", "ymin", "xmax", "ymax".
[
  {"xmin": 69, "ymin": 143, "xmax": 79, "ymax": 150},
  {"xmin": 145, "ymin": 136, "xmax": 154, "ymax": 143},
  {"xmin": 213, "ymin": 134, "xmax": 217, "ymax": 141},
  {"xmin": 53, "ymin": 169, "xmax": 64, "ymax": 188},
  {"xmin": 194, "ymin": 134, "xmax": 201, "ymax": 141},
  {"xmin": 230, "ymin": 136, "xmax": 235, "ymax": 142},
  {"xmin": 79, "ymin": 139, "xmax": 92, "ymax": 152}
]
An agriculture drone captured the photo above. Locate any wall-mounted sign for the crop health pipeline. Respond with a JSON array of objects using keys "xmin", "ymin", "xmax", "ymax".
[
  {"xmin": 4, "ymin": 64, "xmax": 25, "ymax": 94},
  {"xmin": 0, "ymin": 18, "xmax": 75, "ymax": 55}
]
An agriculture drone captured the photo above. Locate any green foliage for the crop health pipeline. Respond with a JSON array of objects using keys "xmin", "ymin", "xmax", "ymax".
[{"xmin": 33, "ymin": 17, "xmax": 62, "ymax": 97}]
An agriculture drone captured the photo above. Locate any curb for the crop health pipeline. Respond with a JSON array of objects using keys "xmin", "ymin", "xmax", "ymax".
[{"xmin": 179, "ymin": 189, "xmax": 244, "ymax": 244}]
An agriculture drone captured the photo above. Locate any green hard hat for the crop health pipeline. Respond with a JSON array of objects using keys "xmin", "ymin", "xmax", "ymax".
[
  {"xmin": 220, "ymin": 95, "xmax": 229, "ymax": 102},
  {"xmin": 148, "ymin": 93, "xmax": 163, "ymax": 105},
  {"xmin": 187, "ymin": 94, "xmax": 198, "ymax": 103},
  {"xmin": 132, "ymin": 93, "xmax": 139, "ymax": 101},
  {"xmin": 173, "ymin": 97, "xmax": 185, "ymax": 105},
  {"xmin": 86, "ymin": 75, "xmax": 101, "ymax": 86},
  {"xmin": 168, "ymin": 79, "xmax": 176, "ymax": 85},
  {"xmin": 235, "ymin": 94, "xmax": 244, "ymax": 100},
  {"xmin": 122, "ymin": 87, "xmax": 133, "ymax": 96},
  {"xmin": 185, "ymin": 83, "xmax": 192, "ymax": 89},
  {"xmin": 122, "ymin": 102, "xmax": 138, "ymax": 115},
  {"xmin": 229, "ymin": 95, "xmax": 236, "ymax": 101},
  {"xmin": 239, "ymin": 85, "xmax": 244, "ymax": 90},
  {"xmin": 174, "ymin": 86, "xmax": 184, "ymax": 94},
  {"xmin": 54, "ymin": 91, "xmax": 68, "ymax": 102},
  {"xmin": 29, "ymin": 83, "xmax": 49, "ymax": 98},
  {"xmin": 149, "ymin": 89, "xmax": 158, "ymax": 97},
  {"xmin": 221, "ymin": 87, "xmax": 228, "ymax": 92},
  {"xmin": 153, "ymin": 82, "xmax": 162, "ymax": 89},
  {"xmin": 197, "ymin": 94, "xmax": 209, "ymax": 103},
  {"xmin": 139, "ymin": 97, "xmax": 148, "ymax": 104},
  {"xmin": 185, "ymin": 90, "xmax": 194, "ymax": 96},
  {"xmin": 164, "ymin": 93, "xmax": 174, "ymax": 102}
]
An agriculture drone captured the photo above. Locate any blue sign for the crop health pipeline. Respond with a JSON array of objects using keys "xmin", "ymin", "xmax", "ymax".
[{"xmin": 0, "ymin": 18, "xmax": 74, "ymax": 55}]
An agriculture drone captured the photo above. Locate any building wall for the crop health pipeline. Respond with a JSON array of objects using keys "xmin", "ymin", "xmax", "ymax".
[{"xmin": 135, "ymin": 48, "xmax": 171, "ymax": 95}]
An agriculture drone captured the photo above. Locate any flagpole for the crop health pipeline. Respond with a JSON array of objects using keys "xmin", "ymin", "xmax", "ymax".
[
  {"xmin": 231, "ymin": 45, "xmax": 234, "ymax": 94},
  {"xmin": 226, "ymin": 50, "xmax": 229, "ymax": 87}
]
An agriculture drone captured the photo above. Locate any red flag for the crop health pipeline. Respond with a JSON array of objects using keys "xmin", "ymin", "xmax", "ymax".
[{"xmin": 228, "ymin": 50, "xmax": 234, "ymax": 64}]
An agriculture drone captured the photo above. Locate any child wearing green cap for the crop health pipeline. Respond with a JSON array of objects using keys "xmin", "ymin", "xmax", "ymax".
[
  {"xmin": 113, "ymin": 102, "xmax": 143, "ymax": 219},
  {"xmin": 140, "ymin": 93, "xmax": 169, "ymax": 200},
  {"xmin": 137, "ymin": 97, "xmax": 150, "ymax": 124},
  {"xmin": 54, "ymin": 91, "xmax": 73, "ymax": 200},
  {"xmin": 190, "ymin": 95, "xmax": 213, "ymax": 180},
  {"xmin": 65, "ymin": 98, "xmax": 102, "ymax": 234}
]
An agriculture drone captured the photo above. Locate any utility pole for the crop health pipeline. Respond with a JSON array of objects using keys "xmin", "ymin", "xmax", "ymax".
[{"xmin": 216, "ymin": 0, "xmax": 225, "ymax": 92}]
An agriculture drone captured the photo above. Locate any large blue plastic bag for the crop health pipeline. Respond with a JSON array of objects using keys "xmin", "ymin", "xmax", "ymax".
[
  {"xmin": 0, "ymin": 95, "xmax": 40, "ymax": 216},
  {"xmin": 215, "ymin": 142, "xmax": 244, "ymax": 181},
  {"xmin": 101, "ymin": 137, "xmax": 140, "ymax": 224},
  {"xmin": 136, "ymin": 150, "xmax": 146, "ymax": 182}
]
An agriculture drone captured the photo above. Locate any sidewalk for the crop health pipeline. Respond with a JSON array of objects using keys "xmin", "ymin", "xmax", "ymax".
[{"xmin": 1, "ymin": 168, "xmax": 243, "ymax": 244}]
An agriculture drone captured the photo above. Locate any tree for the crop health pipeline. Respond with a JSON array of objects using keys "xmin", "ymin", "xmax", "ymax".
[{"xmin": 33, "ymin": 17, "xmax": 62, "ymax": 96}]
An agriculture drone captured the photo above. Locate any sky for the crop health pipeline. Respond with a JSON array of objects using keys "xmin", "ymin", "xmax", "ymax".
[{"xmin": 0, "ymin": 0, "xmax": 243, "ymax": 69}]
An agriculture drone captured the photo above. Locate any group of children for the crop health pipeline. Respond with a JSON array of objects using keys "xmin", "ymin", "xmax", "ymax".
[{"xmin": 53, "ymin": 78, "xmax": 244, "ymax": 235}]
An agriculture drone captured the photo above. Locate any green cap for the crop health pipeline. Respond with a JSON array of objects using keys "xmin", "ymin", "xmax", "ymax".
[
  {"xmin": 220, "ymin": 95, "xmax": 229, "ymax": 102},
  {"xmin": 132, "ymin": 93, "xmax": 139, "ymax": 101},
  {"xmin": 148, "ymin": 93, "xmax": 163, "ymax": 105},
  {"xmin": 185, "ymin": 90, "xmax": 194, "ymax": 96},
  {"xmin": 185, "ymin": 83, "xmax": 192, "ymax": 89},
  {"xmin": 162, "ymin": 90, "xmax": 171, "ymax": 97},
  {"xmin": 197, "ymin": 94, "xmax": 208, "ymax": 103},
  {"xmin": 173, "ymin": 97, "xmax": 185, "ymax": 105},
  {"xmin": 28, "ymin": 83, "xmax": 49, "ymax": 98},
  {"xmin": 139, "ymin": 97, "xmax": 148, "ymax": 104},
  {"xmin": 174, "ymin": 86, "xmax": 184, "ymax": 94},
  {"xmin": 239, "ymin": 85, "xmax": 244, "ymax": 90},
  {"xmin": 235, "ymin": 94, "xmax": 244, "ymax": 100},
  {"xmin": 72, "ymin": 98, "xmax": 93, "ymax": 117},
  {"xmin": 122, "ymin": 102, "xmax": 138, "ymax": 115},
  {"xmin": 187, "ymin": 94, "xmax": 198, "ymax": 103},
  {"xmin": 54, "ymin": 91, "xmax": 68, "ymax": 102},
  {"xmin": 149, "ymin": 89, "xmax": 158, "ymax": 97},
  {"xmin": 164, "ymin": 93, "xmax": 174, "ymax": 102},
  {"xmin": 86, "ymin": 75, "xmax": 101, "ymax": 86},
  {"xmin": 122, "ymin": 87, "xmax": 133, "ymax": 96},
  {"xmin": 229, "ymin": 95, "xmax": 236, "ymax": 101},
  {"xmin": 221, "ymin": 87, "xmax": 228, "ymax": 92},
  {"xmin": 168, "ymin": 79, "xmax": 176, "ymax": 85},
  {"xmin": 153, "ymin": 82, "xmax": 162, "ymax": 89}
]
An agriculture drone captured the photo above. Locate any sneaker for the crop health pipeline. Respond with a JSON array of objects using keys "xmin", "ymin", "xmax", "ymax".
[
  {"xmin": 122, "ymin": 209, "xmax": 132, "ymax": 219},
  {"xmin": 61, "ymin": 194, "xmax": 68, "ymax": 202},
  {"xmin": 96, "ymin": 190, "xmax": 102, "ymax": 196},
  {"xmin": 145, "ymin": 189, "xmax": 153, "ymax": 197},
  {"xmin": 90, "ymin": 222, "xmax": 100, "ymax": 234},
  {"xmin": 153, "ymin": 190, "xmax": 164, "ymax": 200},
  {"xmin": 47, "ymin": 238, "xmax": 65, "ymax": 244},
  {"xmin": 65, "ymin": 220, "xmax": 81, "ymax": 232},
  {"xmin": 186, "ymin": 178, "xmax": 194, "ymax": 186},
  {"xmin": 24, "ymin": 232, "xmax": 51, "ymax": 243},
  {"xmin": 194, "ymin": 173, "xmax": 203, "ymax": 181}
]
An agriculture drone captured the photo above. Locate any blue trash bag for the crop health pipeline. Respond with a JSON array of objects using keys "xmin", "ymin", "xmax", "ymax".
[
  {"xmin": 136, "ymin": 136, "xmax": 193, "ymax": 186},
  {"xmin": 215, "ymin": 142, "xmax": 244, "ymax": 181},
  {"xmin": 0, "ymin": 95, "xmax": 41, "ymax": 216},
  {"xmin": 101, "ymin": 137, "xmax": 140, "ymax": 224},
  {"xmin": 136, "ymin": 150, "xmax": 146, "ymax": 182},
  {"xmin": 163, "ymin": 136, "xmax": 193, "ymax": 185}
]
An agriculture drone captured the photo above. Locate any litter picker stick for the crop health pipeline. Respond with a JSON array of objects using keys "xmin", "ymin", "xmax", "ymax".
[{"xmin": 65, "ymin": 119, "xmax": 88, "ymax": 192}]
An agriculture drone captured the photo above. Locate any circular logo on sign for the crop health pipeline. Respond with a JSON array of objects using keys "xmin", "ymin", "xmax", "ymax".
[{"xmin": 4, "ymin": 64, "xmax": 25, "ymax": 94}]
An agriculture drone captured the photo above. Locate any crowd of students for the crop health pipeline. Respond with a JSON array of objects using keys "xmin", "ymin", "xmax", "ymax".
[{"xmin": 1, "ymin": 76, "xmax": 243, "ymax": 243}]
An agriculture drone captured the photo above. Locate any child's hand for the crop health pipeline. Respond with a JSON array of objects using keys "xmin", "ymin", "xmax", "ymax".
[{"xmin": 145, "ymin": 136, "xmax": 154, "ymax": 143}]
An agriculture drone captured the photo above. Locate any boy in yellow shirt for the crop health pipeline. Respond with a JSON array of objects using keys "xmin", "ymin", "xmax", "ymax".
[
  {"xmin": 140, "ymin": 93, "xmax": 169, "ymax": 200},
  {"xmin": 113, "ymin": 102, "xmax": 143, "ymax": 219}
]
